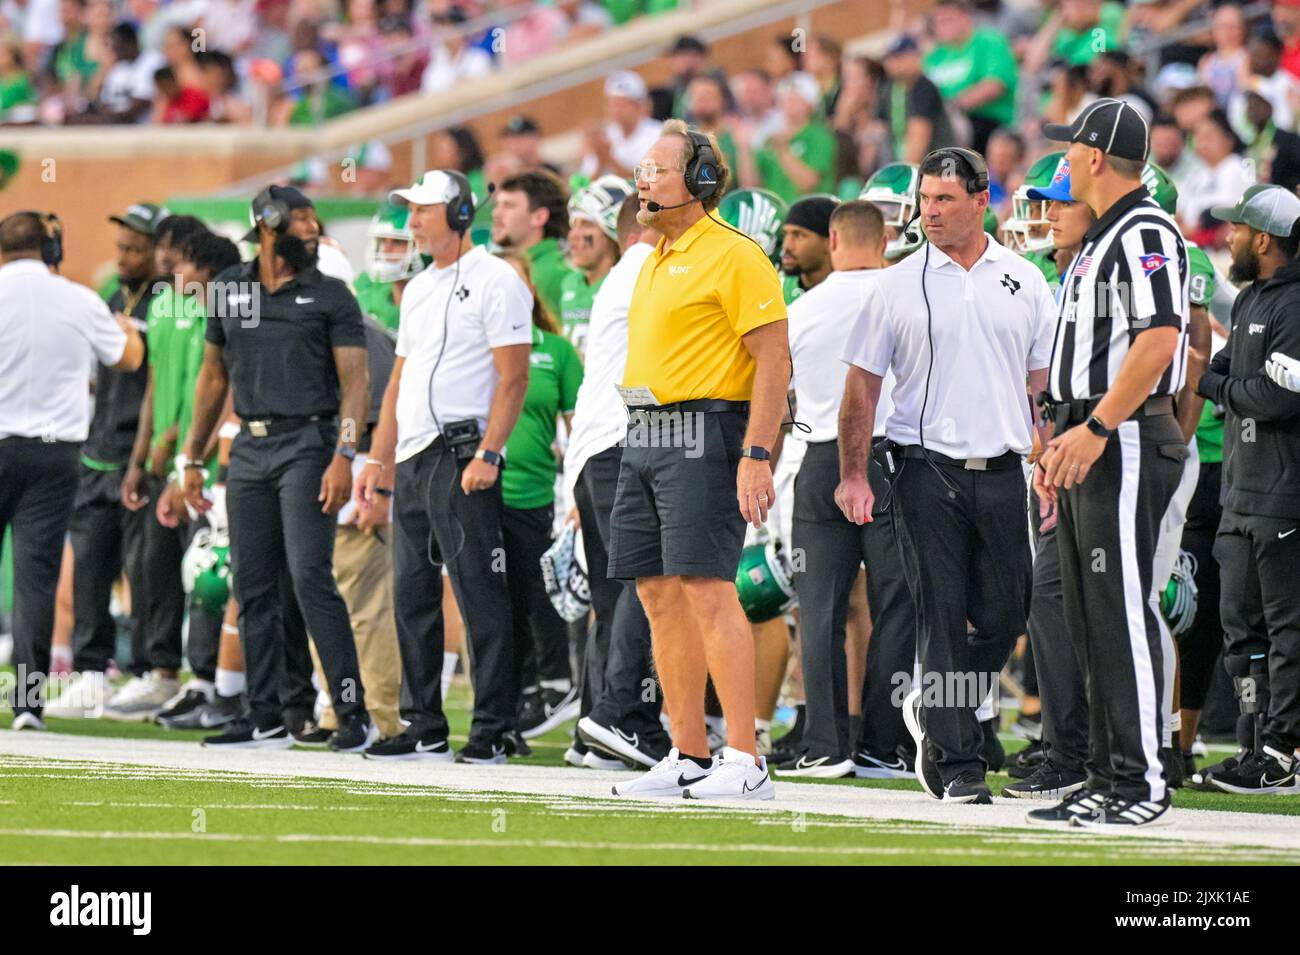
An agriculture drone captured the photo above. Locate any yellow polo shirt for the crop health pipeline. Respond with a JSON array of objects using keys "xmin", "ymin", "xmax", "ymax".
[{"xmin": 622, "ymin": 213, "xmax": 787, "ymax": 405}]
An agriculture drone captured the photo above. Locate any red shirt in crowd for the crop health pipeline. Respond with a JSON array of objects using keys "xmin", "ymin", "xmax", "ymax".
[{"xmin": 161, "ymin": 85, "xmax": 211, "ymax": 123}]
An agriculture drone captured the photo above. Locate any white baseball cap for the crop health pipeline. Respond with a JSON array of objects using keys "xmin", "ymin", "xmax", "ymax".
[
  {"xmin": 389, "ymin": 169, "xmax": 464, "ymax": 207},
  {"xmin": 777, "ymin": 71, "xmax": 821, "ymax": 109},
  {"xmin": 605, "ymin": 69, "xmax": 647, "ymax": 101}
]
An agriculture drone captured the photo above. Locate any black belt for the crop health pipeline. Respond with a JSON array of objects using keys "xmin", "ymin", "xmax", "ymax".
[
  {"xmin": 240, "ymin": 415, "xmax": 322, "ymax": 438},
  {"xmin": 0, "ymin": 435, "xmax": 79, "ymax": 448},
  {"xmin": 1038, "ymin": 394, "xmax": 1174, "ymax": 431},
  {"xmin": 627, "ymin": 399, "xmax": 749, "ymax": 417},
  {"xmin": 896, "ymin": 445, "xmax": 1021, "ymax": 471}
]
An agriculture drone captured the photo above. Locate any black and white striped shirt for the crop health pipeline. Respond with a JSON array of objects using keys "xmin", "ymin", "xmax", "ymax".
[{"xmin": 1048, "ymin": 187, "xmax": 1189, "ymax": 401}]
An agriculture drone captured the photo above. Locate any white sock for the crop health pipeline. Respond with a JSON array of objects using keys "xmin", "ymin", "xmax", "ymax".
[
  {"xmin": 215, "ymin": 667, "xmax": 245, "ymax": 698},
  {"xmin": 441, "ymin": 652, "xmax": 458, "ymax": 699},
  {"xmin": 539, "ymin": 677, "xmax": 572, "ymax": 693}
]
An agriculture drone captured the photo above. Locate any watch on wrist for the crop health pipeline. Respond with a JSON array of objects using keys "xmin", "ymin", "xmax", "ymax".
[
  {"xmin": 740, "ymin": 445, "xmax": 772, "ymax": 461},
  {"xmin": 335, "ymin": 445, "xmax": 357, "ymax": 462},
  {"xmin": 475, "ymin": 448, "xmax": 503, "ymax": 468},
  {"xmin": 1085, "ymin": 415, "xmax": 1113, "ymax": 439}
]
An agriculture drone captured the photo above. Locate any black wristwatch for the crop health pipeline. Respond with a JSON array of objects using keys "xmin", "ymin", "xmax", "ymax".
[
  {"xmin": 1085, "ymin": 415, "xmax": 1113, "ymax": 439},
  {"xmin": 475, "ymin": 448, "xmax": 503, "ymax": 468},
  {"xmin": 741, "ymin": 445, "xmax": 772, "ymax": 461},
  {"xmin": 335, "ymin": 445, "xmax": 357, "ymax": 462}
]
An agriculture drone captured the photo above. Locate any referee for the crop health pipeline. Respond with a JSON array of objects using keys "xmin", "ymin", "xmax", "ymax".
[
  {"xmin": 0, "ymin": 210, "xmax": 143, "ymax": 728},
  {"xmin": 1034, "ymin": 99, "xmax": 1191, "ymax": 828},
  {"xmin": 838, "ymin": 147, "xmax": 1055, "ymax": 805}
]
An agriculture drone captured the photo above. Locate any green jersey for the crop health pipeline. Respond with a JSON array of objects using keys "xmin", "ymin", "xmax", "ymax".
[
  {"xmin": 525, "ymin": 237, "xmax": 576, "ymax": 327},
  {"xmin": 923, "ymin": 28, "xmax": 1019, "ymax": 126},
  {"xmin": 502, "ymin": 327, "xmax": 584, "ymax": 510},
  {"xmin": 755, "ymin": 123, "xmax": 837, "ymax": 205},
  {"xmin": 1187, "ymin": 242, "xmax": 1215, "ymax": 309},
  {"xmin": 175, "ymin": 294, "xmax": 209, "ymax": 454},
  {"xmin": 147, "ymin": 286, "xmax": 189, "ymax": 450},
  {"xmin": 1025, "ymin": 249, "xmax": 1060, "ymax": 291},
  {"xmin": 354, "ymin": 273, "xmax": 401, "ymax": 333},
  {"xmin": 782, "ymin": 274, "xmax": 806, "ymax": 305},
  {"xmin": 1051, "ymin": 2, "xmax": 1125, "ymax": 65},
  {"xmin": 1187, "ymin": 241, "xmax": 1223, "ymax": 463},
  {"xmin": 558, "ymin": 269, "xmax": 603, "ymax": 357}
]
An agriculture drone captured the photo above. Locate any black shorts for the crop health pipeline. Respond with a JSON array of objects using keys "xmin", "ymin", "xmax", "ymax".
[{"xmin": 607, "ymin": 409, "xmax": 747, "ymax": 581}]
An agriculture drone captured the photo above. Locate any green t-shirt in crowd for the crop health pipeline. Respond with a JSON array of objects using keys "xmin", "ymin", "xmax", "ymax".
[
  {"xmin": 0, "ymin": 71, "xmax": 36, "ymax": 116},
  {"xmin": 923, "ymin": 27, "xmax": 1019, "ymax": 127},
  {"xmin": 755, "ymin": 123, "xmax": 837, "ymax": 205},
  {"xmin": 1025, "ymin": 248, "xmax": 1060, "ymax": 291},
  {"xmin": 54, "ymin": 31, "xmax": 96, "ymax": 86},
  {"xmin": 354, "ymin": 273, "xmax": 401, "ymax": 333},
  {"xmin": 502, "ymin": 326, "xmax": 584, "ymax": 510},
  {"xmin": 1051, "ymin": 2, "xmax": 1125, "ymax": 66},
  {"xmin": 525, "ymin": 237, "xmax": 576, "ymax": 327},
  {"xmin": 289, "ymin": 84, "xmax": 356, "ymax": 126},
  {"xmin": 558, "ymin": 269, "xmax": 604, "ymax": 357}
]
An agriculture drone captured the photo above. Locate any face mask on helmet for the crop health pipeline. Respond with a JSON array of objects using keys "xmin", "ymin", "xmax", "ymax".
[
  {"xmin": 365, "ymin": 205, "xmax": 423, "ymax": 283},
  {"xmin": 1004, "ymin": 190, "xmax": 1054, "ymax": 253},
  {"xmin": 718, "ymin": 188, "xmax": 789, "ymax": 263},
  {"xmin": 568, "ymin": 175, "xmax": 634, "ymax": 244}
]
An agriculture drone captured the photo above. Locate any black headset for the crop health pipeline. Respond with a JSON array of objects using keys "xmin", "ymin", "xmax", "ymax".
[
  {"xmin": 38, "ymin": 211, "xmax": 63, "ymax": 268},
  {"xmin": 684, "ymin": 130, "xmax": 723, "ymax": 202},
  {"xmin": 443, "ymin": 169, "xmax": 476, "ymax": 234},
  {"xmin": 252, "ymin": 186, "xmax": 292, "ymax": 235}
]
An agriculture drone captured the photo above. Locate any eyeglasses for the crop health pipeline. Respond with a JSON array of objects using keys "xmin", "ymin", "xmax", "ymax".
[{"xmin": 633, "ymin": 163, "xmax": 680, "ymax": 184}]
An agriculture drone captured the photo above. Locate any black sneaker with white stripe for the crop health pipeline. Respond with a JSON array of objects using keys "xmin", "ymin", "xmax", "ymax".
[
  {"xmin": 201, "ymin": 721, "xmax": 293, "ymax": 749},
  {"xmin": 364, "ymin": 730, "xmax": 453, "ymax": 761},
  {"xmin": 773, "ymin": 752, "xmax": 854, "ymax": 778},
  {"xmin": 578, "ymin": 716, "xmax": 669, "ymax": 769},
  {"xmin": 852, "ymin": 747, "xmax": 916, "ymax": 779},
  {"xmin": 1072, "ymin": 794, "xmax": 1171, "ymax": 829},
  {"xmin": 1024, "ymin": 787, "xmax": 1109, "ymax": 826},
  {"xmin": 456, "ymin": 740, "xmax": 507, "ymax": 765},
  {"xmin": 1001, "ymin": 759, "xmax": 1087, "ymax": 800},
  {"xmin": 901, "ymin": 688, "xmax": 943, "ymax": 799},
  {"xmin": 1188, "ymin": 748, "xmax": 1248, "ymax": 790},
  {"xmin": 329, "ymin": 716, "xmax": 378, "ymax": 753},
  {"xmin": 1208, "ymin": 747, "xmax": 1299, "ymax": 795},
  {"xmin": 519, "ymin": 685, "xmax": 581, "ymax": 739},
  {"xmin": 1006, "ymin": 739, "xmax": 1046, "ymax": 779},
  {"xmin": 943, "ymin": 771, "xmax": 992, "ymax": 804}
]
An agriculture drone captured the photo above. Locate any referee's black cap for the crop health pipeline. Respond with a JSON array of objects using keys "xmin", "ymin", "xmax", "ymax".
[{"xmin": 1043, "ymin": 97, "xmax": 1150, "ymax": 162}]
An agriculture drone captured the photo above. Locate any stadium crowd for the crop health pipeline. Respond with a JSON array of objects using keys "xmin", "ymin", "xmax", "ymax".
[{"xmin": 4, "ymin": 0, "xmax": 1300, "ymax": 824}]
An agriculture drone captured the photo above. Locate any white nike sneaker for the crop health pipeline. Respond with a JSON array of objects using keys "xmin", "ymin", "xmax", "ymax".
[
  {"xmin": 103, "ymin": 671, "xmax": 180, "ymax": 722},
  {"xmin": 44, "ymin": 671, "xmax": 108, "ymax": 719},
  {"xmin": 612, "ymin": 748, "xmax": 715, "ymax": 798},
  {"xmin": 682, "ymin": 747, "xmax": 775, "ymax": 800},
  {"xmin": 563, "ymin": 745, "xmax": 585, "ymax": 768},
  {"xmin": 583, "ymin": 749, "xmax": 628, "ymax": 770},
  {"xmin": 12, "ymin": 712, "xmax": 47, "ymax": 731}
]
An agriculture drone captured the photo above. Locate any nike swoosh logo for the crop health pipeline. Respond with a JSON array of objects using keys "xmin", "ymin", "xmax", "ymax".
[
  {"xmin": 797, "ymin": 757, "xmax": 823, "ymax": 769},
  {"xmin": 742, "ymin": 777, "xmax": 767, "ymax": 792},
  {"xmin": 1262, "ymin": 773, "xmax": 1295, "ymax": 786},
  {"xmin": 295, "ymin": 297, "xmax": 314, "ymax": 304},
  {"xmin": 615, "ymin": 729, "xmax": 639, "ymax": 747},
  {"xmin": 676, "ymin": 772, "xmax": 708, "ymax": 787},
  {"xmin": 252, "ymin": 726, "xmax": 284, "ymax": 740},
  {"xmin": 415, "ymin": 740, "xmax": 444, "ymax": 752},
  {"xmin": 1280, "ymin": 529, "xmax": 1297, "ymax": 539},
  {"xmin": 758, "ymin": 299, "xmax": 774, "ymax": 309}
]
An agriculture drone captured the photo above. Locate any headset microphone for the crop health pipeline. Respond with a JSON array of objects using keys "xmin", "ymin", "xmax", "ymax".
[{"xmin": 645, "ymin": 198, "xmax": 699, "ymax": 212}]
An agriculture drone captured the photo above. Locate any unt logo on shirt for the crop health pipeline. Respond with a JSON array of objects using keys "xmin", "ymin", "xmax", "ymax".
[
  {"xmin": 1139, "ymin": 253, "xmax": 1169, "ymax": 277},
  {"xmin": 668, "ymin": 265, "xmax": 692, "ymax": 276}
]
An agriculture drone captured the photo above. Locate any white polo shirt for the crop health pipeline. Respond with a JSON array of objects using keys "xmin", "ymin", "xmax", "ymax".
[
  {"xmin": 563, "ymin": 241, "xmax": 653, "ymax": 502},
  {"xmin": 395, "ymin": 245, "xmax": 533, "ymax": 463},
  {"xmin": 788, "ymin": 268, "xmax": 895, "ymax": 443},
  {"xmin": 841, "ymin": 235, "xmax": 1055, "ymax": 459}
]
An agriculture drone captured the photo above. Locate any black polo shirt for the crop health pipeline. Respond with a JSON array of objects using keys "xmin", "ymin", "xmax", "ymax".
[
  {"xmin": 206, "ymin": 260, "xmax": 366, "ymax": 420},
  {"xmin": 81, "ymin": 276, "xmax": 155, "ymax": 468}
]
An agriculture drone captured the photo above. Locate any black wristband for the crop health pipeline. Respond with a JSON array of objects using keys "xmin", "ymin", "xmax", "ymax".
[{"xmin": 216, "ymin": 465, "xmax": 229, "ymax": 483}]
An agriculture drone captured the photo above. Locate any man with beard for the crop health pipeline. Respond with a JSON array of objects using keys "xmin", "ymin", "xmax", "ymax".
[
  {"xmin": 183, "ymin": 185, "xmax": 374, "ymax": 752},
  {"xmin": 779, "ymin": 195, "xmax": 836, "ymax": 305},
  {"xmin": 1193, "ymin": 184, "xmax": 1300, "ymax": 794}
]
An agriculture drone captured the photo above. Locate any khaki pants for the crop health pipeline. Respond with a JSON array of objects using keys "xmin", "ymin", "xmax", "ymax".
[{"xmin": 311, "ymin": 525, "xmax": 402, "ymax": 738}]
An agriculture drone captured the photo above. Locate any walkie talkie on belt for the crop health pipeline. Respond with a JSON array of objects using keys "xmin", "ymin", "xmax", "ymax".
[{"xmin": 442, "ymin": 419, "xmax": 481, "ymax": 462}]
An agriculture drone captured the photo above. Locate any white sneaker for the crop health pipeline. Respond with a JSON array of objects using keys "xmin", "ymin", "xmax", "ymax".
[
  {"xmin": 612, "ymin": 748, "xmax": 715, "ymax": 798},
  {"xmin": 583, "ymin": 749, "xmax": 627, "ymax": 770},
  {"xmin": 44, "ymin": 671, "xmax": 108, "ymax": 719},
  {"xmin": 12, "ymin": 712, "xmax": 46, "ymax": 731},
  {"xmin": 682, "ymin": 746, "xmax": 775, "ymax": 800},
  {"xmin": 563, "ymin": 745, "xmax": 585, "ymax": 768},
  {"xmin": 103, "ymin": 671, "xmax": 180, "ymax": 722}
]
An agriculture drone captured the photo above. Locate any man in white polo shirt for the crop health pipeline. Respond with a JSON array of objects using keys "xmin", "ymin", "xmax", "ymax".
[
  {"xmin": 0, "ymin": 210, "xmax": 143, "ymax": 730},
  {"xmin": 356, "ymin": 170, "xmax": 532, "ymax": 764},
  {"xmin": 837, "ymin": 148, "xmax": 1055, "ymax": 804}
]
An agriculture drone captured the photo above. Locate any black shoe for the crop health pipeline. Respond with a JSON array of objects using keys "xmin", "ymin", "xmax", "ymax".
[
  {"xmin": 455, "ymin": 740, "xmax": 507, "ymax": 765},
  {"xmin": 1072, "ymin": 794, "xmax": 1172, "ymax": 829},
  {"xmin": 164, "ymin": 691, "xmax": 242, "ymax": 730},
  {"xmin": 1006, "ymin": 739, "xmax": 1046, "ymax": 779},
  {"xmin": 1002, "ymin": 759, "xmax": 1087, "ymax": 800},
  {"xmin": 292, "ymin": 720, "xmax": 333, "ymax": 748},
  {"xmin": 502, "ymin": 730, "xmax": 532, "ymax": 758},
  {"xmin": 156, "ymin": 683, "xmax": 214, "ymax": 728},
  {"xmin": 364, "ymin": 730, "xmax": 453, "ymax": 761},
  {"xmin": 1208, "ymin": 747, "xmax": 1299, "ymax": 795},
  {"xmin": 901, "ymin": 689, "xmax": 943, "ymax": 799},
  {"xmin": 520, "ymin": 685, "xmax": 580, "ymax": 739},
  {"xmin": 1181, "ymin": 750, "xmax": 1197, "ymax": 782},
  {"xmin": 329, "ymin": 717, "xmax": 377, "ymax": 753},
  {"xmin": 1189, "ymin": 748, "xmax": 1249, "ymax": 790},
  {"xmin": 201, "ymin": 721, "xmax": 292, "ymax": 749},
  {"xmin": 577, "ymin": 716, "xmax": 669, "ymax": 768},
  {"xmin": 943, "ymin": 770, "xmax": 992, "ymax": 804},
  {"xmin": 852, "ymin": 748, "xmax": 916, "ymax": 779},
  {"xmin": 1024, "ymin": 787, "xmax": 1109, "ymax": 826},
  {"xmin": 980, "ymin": 717, "xmax": 1005, "ymax": 773},
  {"xmin": 1164, "ymin": 747, "xmax": 1185, "ymax": 789},
  {"xmin": 773, "ymin": 752, "xmax": 854, "ymax": 778}
]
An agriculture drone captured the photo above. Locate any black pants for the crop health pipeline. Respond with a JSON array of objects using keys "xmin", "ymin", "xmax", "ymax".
[
  {"xmin": 131, "ymin": 474, "xmax": 187, "ymax": 672},
  {"xmin": 0, "ymin": 439, "xmax": 79, "ymax": 717},
  {"xmin": 1056, "ymin": 414, "xmax": 1184, "ymax": 802},
  {"xmin": 503, "ymin": 503, "xmax": 571, "ymax": 690},
  {"xmin": 226, "ymin": 423, "xmax": 365, "ymax": 730},
  {"xmin": 893, "ymin": 454, "xmax": 1030, "ymax": 784},
  {"xmin": 1179, "ymin": 461, "xmax": 1223, "ymax": 712},
  {"xmin": 1214, "ymin": 505, "xmax": 1300, "ymax": 753},
  {"xmin": 68, "ymin": 466, "xmax": 145, "ymax": 673},
  {"xmin": 278, "ymin": 570, "xmax": 317, "ymax": 729},
  {"xmin": 393, "ymin": 438, "xmax": 516, "ymax": 746},
  {"xmin": 576, "ymin": 446, "xmax": 660, "ymax": 735},
  {"xmin": 791, "ymin": 439, "xmax": 913, "ymax": 759}
]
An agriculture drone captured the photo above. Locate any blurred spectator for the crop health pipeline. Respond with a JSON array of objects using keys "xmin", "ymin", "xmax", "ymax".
[
  {"xmin": 0, "ymin": 40, "xmax": 38, "ymax": 123},
  {"xmin": 737, "ymin": 70, "xmax": 836, "ymax": 203},
  {"xmin": 877, "ymin": 34, "xmax": 954, "ymax": 164},
  {"xmin": 150, "ymin": 63, "xmax": 208, "ymax": 121},
  {"xmin": 1122, "ymin": 0, "xmax": 1204, "ymax": 65},
  {"xmin": 804, "ymin": 33, "xmax": 842, "ymax": 118},
  {"xmin": 650, "ymin": 34, "xmax": 719, "ymax": 121},
  {"xmin": 420, "ymin": 7, "xmax": 490, "ymax": 94},
  {"xmin": 160, "ymin": 24, "xmax": 203, "ymax": 93},
  {"xmin": 10, "ymin": 0, "xmax": 63, "ymax": 71},
  {"xmin": 1150, "ymin": 111, "xmax": 1196, "ymax": 185},
  {"xmin": 1172, "ymin": 83, "xmax": 1216, "ymax": 134},
  {"xmin": 1042, "ymin": 61, "xmax": 1096, "ymax": 128},
  {"xmin": 430, "ymin": 124, "xmax": 486, "ymax": 192},
  {"xmin": 1273, "ymin": 0, "xmax": 1300, "ymax": 79},
  {"xmin": 984, "ymin": 126, "xmax": 1024, "ymax": 210},
  {"xmin": 500, "ymin": 115, "xmax": 560, "ymax": 174},
  {"xmin": 199, "ymin": 0, "xmax": 256, "ymax": 60},
  {"xmin": 1026, "ymin": 0, "xmax": 1124, "ymax": 75},
  {"xmin": 249, "ymin": 0, "xmax": 293, "ymax": 65},
  {"xmin": 832, "ymin": 55, "xmax": 883, "ymax": 136},
  {"xmin": 1229, "ymin": 31, "xmax": 1300, "ymax": 134},
  {"xmin": 46, "ymin": 0, "xmax": 94, "ymax": 105},
  {"xmin": 685, "ymin": 72, "xmax": 736, "ymax": 171},
  {"xmin": 924, "ymin": 0, "xmax": 1018, "ymax": 153},
  {"xmin": 84, "ymin": 21, "xmax": 161, "ymax": 123},
  {"xmin": 1244, "ymin": 89, "xmax": 1300, "ymax": 193},
  {"xmin": 276, "ymin": 46, "xmax": 355, "ymax": 125},
  {"xmin": 1179, "ymin": 107, "xmax": 1250, "ymax": 236},
  {"xmin": 556, "ymin": 0, "xmax": 609, "ymax": 45},
  {"xmin": 197, "ymin": 49, "xmax": 250, "ymax": 122},
  {"xmin": 579, "ymin": 69, "xmax": 659, "ymax": 178},
  {"xmin": 730, "ymin": 67, "xmax": 783, "ymax": 147},
  {"xmin": 501, "ymin": 1, "xmax": 569, "ymax": 68},
  {"xmin": 1090, "ymin": 50, "xmax": 1155, "ymax": 122},
  {"xmin": 765, "ymin": 33, "xmax": 799, "ymax": 82},
  {"xmin": 1199, "ymin": 3, "xmax": 1249, "ymax": 107},
  {"xmin": 375, "ymin": 16, "xmax": 424, "ymax": 98}
]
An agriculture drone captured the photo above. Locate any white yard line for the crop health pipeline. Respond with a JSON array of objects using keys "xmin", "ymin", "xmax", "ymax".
[{"xmin": 3, "ymin": 732, "xmax": 1300, "ymax": 855}]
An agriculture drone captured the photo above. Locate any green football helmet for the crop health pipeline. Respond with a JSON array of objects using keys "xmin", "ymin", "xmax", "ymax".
[
  {"xmin": 735, "ymin": 540, "xmax": 797, "ymax": 623},
  {"xmin": 1004, "ymin": 151, "xmax": 1064, "ymax": 253},
  {"xmin": 366, "ymin": 203, "xmax": 424, "ymax": 283},
  {"xmin": 717, "ymin": 188, "xmax": 789, "ymax": 264},
  {"xmin": 860, "ymin": 163, "xmax": 923, "ymax": 259},
  {"xmin": 568, "ymin": 174, "xmax": 636, "ymax": 243},
  {"xmin": 1160, "ymin": 550, "xmax": 1199, "ymax": 639},
  {"xmin": 1142, "ymin": 162, "xmax": 1179, "ymax": 217},
  {"xmin": 182, "ymin": 526, "xmax": 232, "ymax": 617}
]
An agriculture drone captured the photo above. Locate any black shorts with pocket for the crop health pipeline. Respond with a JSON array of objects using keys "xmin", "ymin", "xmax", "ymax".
[{"xmin": 607, "ymin": 406, "xmax": 748, "ymax": 581}]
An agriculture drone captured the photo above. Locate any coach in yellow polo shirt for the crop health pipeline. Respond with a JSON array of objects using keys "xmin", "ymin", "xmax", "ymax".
[{"xmin": 598, "ymin": 120, "xmax": 790, "ymax": 801}]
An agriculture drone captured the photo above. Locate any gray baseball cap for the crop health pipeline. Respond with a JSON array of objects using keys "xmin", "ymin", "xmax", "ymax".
[{"xmin": 1210, "ymin": 183, "xmax": 1300, "ymax": 237}]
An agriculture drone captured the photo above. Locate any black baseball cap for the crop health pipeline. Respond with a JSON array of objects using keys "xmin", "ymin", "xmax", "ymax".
[
  {"xmin": 1043, "ymin": 97, "xmax": 1151, "ymax": 162},
  {"xmin": 109, "ymin": 202, "xmax": 167, "ymax": 236},
  {"xmin": 668, "ymin": 35, "xmax": 707, "ymax": 55},
  {"xmin": 242, "ymin": 185, "xmax": 314, "ymax": 242}
]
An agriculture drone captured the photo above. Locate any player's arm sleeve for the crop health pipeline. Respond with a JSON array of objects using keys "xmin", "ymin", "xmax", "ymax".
[
  {"xmin": 840, "ymin": 281, "xmax": 893, "ymax": 377},
  {"xmin": 327, "ymin": 284, "xmax": 367, "ymax": 349},
  {"xmin": 1028, "ymin": 272, "xmax": 1057, "ymax": 371},
  {"xmin": 1118, "ymin": 224, "xmax": 1184, "ymax": 332},
  {"xmin": 485, "ymin": 269, "xmax": 535, "ymax": 347},
  {"xmin": 84, "ymin": 289, "xmax": 128, "ymax": 366},
  {"xmin": 558, "ymin": 337, "xmax": 584, "ymax": 413},
  {"xmin": 724, "ymin": 245, "xmax": 788, "ymax": 337}
]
